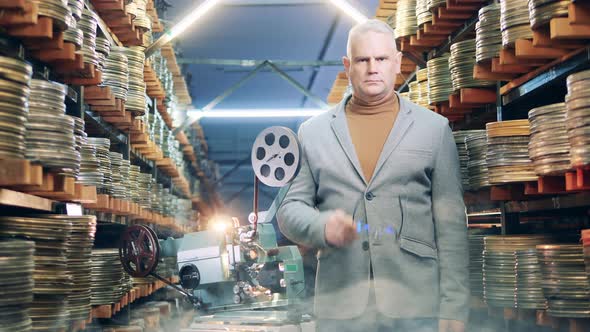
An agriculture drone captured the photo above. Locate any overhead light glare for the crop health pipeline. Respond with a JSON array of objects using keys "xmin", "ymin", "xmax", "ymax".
[
  {"xmin": 187, "ymin": 108, "xmax": 327, "ymax": 119},
  {"xmin": 329, "ymin": 0, "xmax": 368, "ymax": 23},
  {"xmin": 168, "ymin": 0, "xmax": 221, "ymax": 40}
]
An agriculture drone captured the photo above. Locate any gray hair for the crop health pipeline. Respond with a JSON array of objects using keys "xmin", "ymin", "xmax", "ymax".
[{"xmin": 346, "ymin": 19, "xmax": 397, "ymax": 58}]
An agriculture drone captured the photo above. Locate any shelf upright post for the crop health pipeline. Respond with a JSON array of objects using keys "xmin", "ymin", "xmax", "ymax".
[
  {"xmin": 65, "ymin": 85, "xmax": 84, "ymax": 119},
  {"xmin": 500, "ymin": 204, "xmax": 520, "ymax": 235},
  {"xmin": 496, "ymin": 82, "xmax": 502, "ymax": 122},
  {"xmin": 496, "ymin": 80, "xmax": 519, "ymax": 235},
  {"xmin": 121, "ymin": 134, "xmax": 130, "ymax": 160},
  {"xmin": 0, "ymin": 34, "xmax": 25, "ymax": 59}
]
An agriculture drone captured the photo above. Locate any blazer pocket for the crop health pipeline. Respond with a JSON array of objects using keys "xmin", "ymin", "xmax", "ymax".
[
  {"xmin": 396, "ymin": 195, "xmax": 405, "ymax": 237},
  {"xmin": 397, "ymin": 195, "xmax": 437, "ymax": 252},
  {"xmin": 397, "ymin": 148, "xmax": 433, "ymax": 157},
  {"xmin": 400, "ymin": 236, "xmax": 438, "ymax": 260}
]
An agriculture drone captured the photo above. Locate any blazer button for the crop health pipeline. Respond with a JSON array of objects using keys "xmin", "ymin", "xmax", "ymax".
[
  {"xmin": 365, "ymin": 192, "xmax": 374, "ymax": 201},
  {"xmin": 362, "ymin": 241, "xmax": 370, "ymax": 251}
]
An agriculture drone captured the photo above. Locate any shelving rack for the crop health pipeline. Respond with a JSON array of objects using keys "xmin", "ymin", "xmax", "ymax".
[
  {"xmin": 0, "ymin": 0, "xmax": 221, "ymax": 220},
  {"xmin": 0, "ymin": 1, "xmax": 221, "ymax": 329},
  {"xmin": 327, "ymin": 1, "xmax": 590, "ymax": 331}
]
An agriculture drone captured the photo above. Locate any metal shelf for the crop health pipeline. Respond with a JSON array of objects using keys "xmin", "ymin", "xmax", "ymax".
[
  {"xmin": 129, "ymin": 150, "xmax": 187, "ymax": 197},
  {"xmin": 451, "ymin": 105, "xmax": 497, "ymax": 130},
  {"xmin": 0, "ymin": 33, "xmax": 24, "ymax": 59},
  {"xmin": 84, "ymin": 0, "xmax": 120, "ymax": 47},
  {"xmin": 130, "ymin": 148, "xmax": 154, "ymax": 172},
  {"xmin": 397, "ymin": 69, "xmax": 418, "ymax": 93},
  {"xmin": 396, "ymin": 5, "xmax": 485, "ymax": 94},
  {"xmin": 502, "ymin": 47, "xmax": 590, "ymax": 108},
  {"xmin": 95, "ymin": 221, "xmax": 183, "ymax": 240},
  {"xmin": 66, "ymin": 86, "xmax": 78, "ymax": 103},
  {"xmin": 428, "ymin": 9, "xmax": 482, "ymax": 60},
  {"xmin": 467, "ymin": 211, "xmax": 501, "ymax": 218},
  {"xmin": 504, "ymin": 192, "xmax": 590, "ymax": 213},
  {"xmin": 83, "ymin": 108, "xmax": 128, "ymax": 145},
  {"xmin": 0, "ymin": 33, "xmax": 78, "ymax": 103}
]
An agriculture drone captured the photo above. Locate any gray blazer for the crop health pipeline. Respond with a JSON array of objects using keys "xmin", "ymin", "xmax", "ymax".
[{"xmin": 277, "ymin": 93, "xmax": 469, "ymax": 322}]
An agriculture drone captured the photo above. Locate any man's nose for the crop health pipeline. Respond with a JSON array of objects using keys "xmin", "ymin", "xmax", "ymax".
[{"xmin": 368, "ymin": 58, "xmax": 378, "ymax": 73}]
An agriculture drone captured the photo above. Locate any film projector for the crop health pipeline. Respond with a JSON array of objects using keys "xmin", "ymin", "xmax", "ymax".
[{"xmin": 119, "ymin": 127, "xmax": 315, "ymax": 331}]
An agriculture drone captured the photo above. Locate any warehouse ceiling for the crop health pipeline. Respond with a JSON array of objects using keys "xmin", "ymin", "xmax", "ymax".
[{"xmin": 162, "ymin": 0, "xmax": 381, "ymax": 220}]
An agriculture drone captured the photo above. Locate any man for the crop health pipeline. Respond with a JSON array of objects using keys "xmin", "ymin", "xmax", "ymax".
[{"xmin": 277, "ymin": 19, "xmax": 469, "ymax": 332}]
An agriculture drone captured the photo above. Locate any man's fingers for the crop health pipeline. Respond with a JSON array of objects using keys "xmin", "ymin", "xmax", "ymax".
[
  {"xmin": 332, "ymin": 226, "xmax": 353, "ymax": 247},
  {"xmin": 342, "ymin": 224, "xmax": 358, "ymax": 244},
  {"xmin": 325, "ymin": 210, "xmax": 357, "ymax": 247},
  {"xmin": 347, "ymin": 224, "xmax": 359, "ymax": 240},
  {"xmin": 341, "ymin": 231, "xmax": 353, "ymax": 245}
]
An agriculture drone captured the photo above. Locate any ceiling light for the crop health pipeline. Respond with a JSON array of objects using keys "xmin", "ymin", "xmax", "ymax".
[
  {"xmin": 145, "ymin": 0, "xmax": 220, "ymax": 56},
  {"xmin": 187, "ymin": 108, "xmax": 327, "ymax": 119},
  {"xmin": 169, "ymin": 0, "xmax": 220, "ymax": 40},
  {"xmin": 328, "ymin": 0, "xmax": 368, "ymax": 23}
]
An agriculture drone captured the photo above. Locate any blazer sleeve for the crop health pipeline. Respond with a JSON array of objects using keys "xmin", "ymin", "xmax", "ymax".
[
  {"xmin": 432, "ymin": 120, "xmax": 470, "ymax": 322},
  {"xmin": 277, "ymin": 121, "xmax": 332, "ymax": 249}
]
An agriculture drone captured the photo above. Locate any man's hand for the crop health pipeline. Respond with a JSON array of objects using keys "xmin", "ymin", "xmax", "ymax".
[
  {"xmin": 439, "ymin": 320, "xmax": 465, "ymax": 332},
  {"xmin": 324, "ymin": 209, "xmax": 357, "ymax": 247}
]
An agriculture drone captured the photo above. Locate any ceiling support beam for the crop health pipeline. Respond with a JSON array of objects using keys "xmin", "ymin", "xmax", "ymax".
[
  {"xmin": 172, "ymin": 61, "xmax": 270, "ymax": 135},
  {"xmin": 172, "ymin": 60, "xmax": 328, "ymax": 135},
  {"xmin": 225, "ymin": 184, "xmax": 251, "ymax": 204},
  {"xmin": 202, "ymin": 61, "xmax": 270, "ymax": 112},
  {"xmin": 224, "ymin": 184, "xmax": 275, "ymax": 204},
  {"xmin": 176, "ymin": 58, "xmax": 343, "ymax": 67},
  {"xmin": 213, "ymin": 157, "xmax": 251, "ymax": 186},
  {"xmin": 265, "ymin": 61, "xmax": 330, "ymax": 109},
  {"xmin": 222, "ymin": 0, "xmax": 325, "ymax": 6},
  {"xmin": 301, "ymin": 14, "xmax": 341, "ymax": 107}
]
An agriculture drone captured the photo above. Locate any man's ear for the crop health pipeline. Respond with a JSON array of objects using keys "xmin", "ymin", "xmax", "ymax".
[{"xmin": 343, "ymin": 56, "xmax": 351, "ymax": 79}]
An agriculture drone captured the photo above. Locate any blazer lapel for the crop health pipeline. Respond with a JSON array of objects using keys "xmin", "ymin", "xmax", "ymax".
[
  {"xmin": 330, "ymin": 98, "xmax": 367, "ymax": 185},
  {"xmin": 369, "ymin": 95, "xmax": 414, "ymax": 185}
]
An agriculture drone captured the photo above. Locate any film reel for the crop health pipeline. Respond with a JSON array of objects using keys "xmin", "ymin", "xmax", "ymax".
[
  {"xmin": 119, "ymin": 225, "xmax": 160, "ymax": 278},
  {"xmin": 251, "ymin": 126, "xmax": 301, "ymax": 188}
]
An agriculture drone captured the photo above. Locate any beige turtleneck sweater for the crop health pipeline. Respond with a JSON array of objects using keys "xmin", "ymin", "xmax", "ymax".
[{"xmin": 345, "ymin": 91, "xmax": 400, "ymax": 181}]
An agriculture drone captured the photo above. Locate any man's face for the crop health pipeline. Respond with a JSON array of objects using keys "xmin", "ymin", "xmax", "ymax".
[{"xmin": 343, "ymin": 31, "xmax": 402, "ymax": 102}]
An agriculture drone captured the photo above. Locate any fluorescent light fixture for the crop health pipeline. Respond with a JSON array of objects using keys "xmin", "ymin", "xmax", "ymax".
[
  {"xmin": 187, "ymin": 108, "xmax": 327, "ymax": 119},
  {"xmin": 146, "ymin": 0, "xmax": 221, "ymax": 56},
  {"xmin": 168, "ymin": 0, "xmax": 221, "ymax": 40},
  {"xmin": 329, "ymin": 0, "xmax": 368, "ymax": 23}
]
